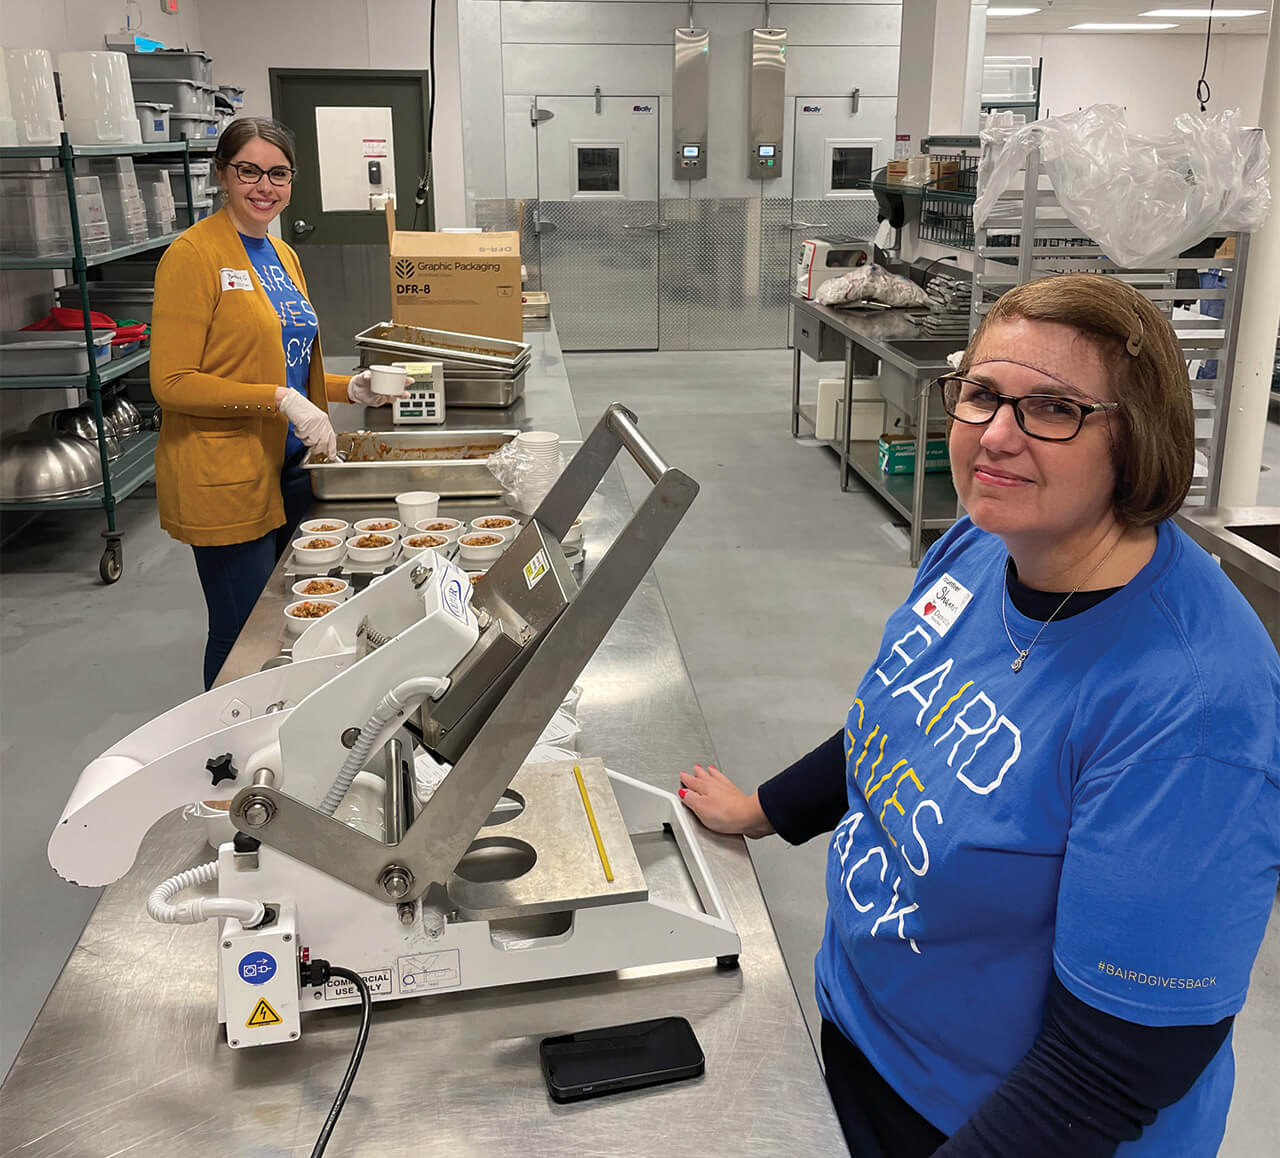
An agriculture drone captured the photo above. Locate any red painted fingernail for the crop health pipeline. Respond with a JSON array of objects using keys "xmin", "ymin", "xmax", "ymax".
[{"xmin": 678, "ymin": 788, "xmax": 687, "ymax": 798}]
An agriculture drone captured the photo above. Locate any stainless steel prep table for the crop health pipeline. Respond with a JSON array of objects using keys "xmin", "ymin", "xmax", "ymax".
[
  {"xmin": 1, "ymin": 319, "xmax": 845, "ymax": 1157},
  {"xmin": 790, "ymin": 296, "xmax": 960, "ymax": 563}
]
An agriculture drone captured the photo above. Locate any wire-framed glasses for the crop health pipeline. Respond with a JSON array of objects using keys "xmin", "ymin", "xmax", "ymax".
[
  {"xmin": 228, "ymin": 161, "xmax": 296, "ymax": 186},
  {"xmin": 935, "ymin": 375, "xmax": 1120, "ymax": 442}
]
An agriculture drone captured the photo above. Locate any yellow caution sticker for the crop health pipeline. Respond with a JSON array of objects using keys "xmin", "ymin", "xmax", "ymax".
[{"xmin": 246, "ymin": 998, "xmax": 282, "ymax": 1028}]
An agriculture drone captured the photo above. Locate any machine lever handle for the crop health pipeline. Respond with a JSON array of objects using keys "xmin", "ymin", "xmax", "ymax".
[
  {"xmin": 622, "ymin": 221, "xmax": 671, "ymax": 232},
  {"xmin": 785, "ymin": 220, "xmax": 831, "ymax": 231},
  {"xmin": 604, "ymin": 403, "xmax": 668, "ymax": 483}
]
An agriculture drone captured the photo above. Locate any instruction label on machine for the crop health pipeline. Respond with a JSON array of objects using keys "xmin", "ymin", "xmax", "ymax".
[
  {"xmin": 397, "ymin": 950, "xmax": 461, "ymax": 994},
  {"xmin": 324, "ymin": 967, "xmax": 394, "ymax": 1001}
]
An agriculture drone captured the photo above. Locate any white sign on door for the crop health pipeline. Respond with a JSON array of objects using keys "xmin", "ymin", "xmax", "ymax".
[{"xmin": 315, "ymin": 106, "xmax": 396, "ymax": 212}]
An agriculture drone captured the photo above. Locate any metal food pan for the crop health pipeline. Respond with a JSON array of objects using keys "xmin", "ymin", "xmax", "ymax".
[
  {"xmin": 361, "ymin": 347, "xmax": 529, "ymax": 377},
  {"xmin": 354, "ymin": 320, "xmax": 531, "ymax": 370},
  {"xmin": 443, "ymin": 372, "xmax": 526, "ymax": 409},
  {"xmin": 304, "ymin": 429, "xmax": 517, "ymax": 500}
]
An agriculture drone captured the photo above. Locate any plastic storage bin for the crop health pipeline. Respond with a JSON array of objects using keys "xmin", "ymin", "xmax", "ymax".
[
  {"xmin": 125, "ymin": 49, "xmax": 212, "ymax": 84},
  {"xmin": 55, "ymin": 282, "xmax": 156, "ymax": 322},
  {"xmin": 131, "ymin": 78, "xmax": 214, "ymax": 117},
  {"xmin": 57, "ymin": 51, "xmax": 138, "ymax": 145},
  {"xmin": 169, "ymin": 112, "xmax": 218, "ymax": 142},
  {"xmin": 135, "ymin": 100, "xmax": 171, "ymax": 142},
  {"xmin": 5, "ymin": 48, "xmax": 63, "ymax": 145},
  {"xmin": 0, "ymin": 330, "xmax": 114, "ymax": 375}
]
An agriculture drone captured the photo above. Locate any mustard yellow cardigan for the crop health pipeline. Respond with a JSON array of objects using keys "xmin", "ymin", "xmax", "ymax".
[{"xmin": 150, "ymin": 208, "xmax": 349, "ymax": 546}]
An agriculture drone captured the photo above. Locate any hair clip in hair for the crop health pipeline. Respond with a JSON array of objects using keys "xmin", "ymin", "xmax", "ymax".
[{"xmin": 1126, "ymin": 307, "xmax": 1144, "ymax": 357}]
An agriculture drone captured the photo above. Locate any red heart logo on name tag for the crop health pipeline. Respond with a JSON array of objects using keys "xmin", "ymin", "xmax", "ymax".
[{"xmin": 923, "ymin": 601, "xmax": 937, "ymax": 616}]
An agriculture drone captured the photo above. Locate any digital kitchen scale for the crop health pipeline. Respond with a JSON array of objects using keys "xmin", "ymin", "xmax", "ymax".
[{"xmin": 392, "ymin": 360, "xmax": 445, "ymax": 425}]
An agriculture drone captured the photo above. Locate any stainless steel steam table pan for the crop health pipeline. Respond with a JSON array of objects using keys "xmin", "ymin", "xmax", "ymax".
[
  {"xmin": 304, "ymin": 428, "xmax": 517, "ymax": 500},
  {"xmin": 353, "ymin": 320, "xmax": 532, "ymax": 370}
]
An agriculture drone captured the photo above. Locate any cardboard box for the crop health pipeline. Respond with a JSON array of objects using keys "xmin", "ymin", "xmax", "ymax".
[
  {"xmin": 929, "ymin": 159, "xmax": 960, "ymax": 190},
  {"xmin": 877, "ymin": 433, "xmax": 949, "ymax": 475},
  {"xmin": 385, "ymin": 202, "xmax": 522, "ymax": 341}
]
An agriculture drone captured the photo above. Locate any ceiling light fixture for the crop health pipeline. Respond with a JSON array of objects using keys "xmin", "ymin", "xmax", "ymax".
[
  {"xmin": 987, "ymin": 6, "xmax": 1042, "ymax": 14},
  {"xmin": 1141, "ymin": 8, "xmax": 1264, "ymax": 16},
  {"xmin": 1070, "ymin": 23, "xmax": 1181, "ymax": 30}
]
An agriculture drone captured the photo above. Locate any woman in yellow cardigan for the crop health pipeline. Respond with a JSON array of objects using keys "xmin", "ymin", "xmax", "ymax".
[{"xmin": 151, "ymin": 117, "xmax": 401, "ymax": 688}]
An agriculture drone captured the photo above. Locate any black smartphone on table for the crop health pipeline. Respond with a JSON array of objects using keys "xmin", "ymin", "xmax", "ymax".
[{"xmin": 539, "ymin": 1016, "xmax": 704, "ymax": 1103}]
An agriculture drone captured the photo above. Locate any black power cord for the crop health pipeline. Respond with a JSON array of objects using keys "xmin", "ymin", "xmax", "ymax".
[
  {"xmin": 412, "ymin": 0, "xmax": 438, "ymax": 229},
  {"xmin": 1196, "ymin": 0, "xmax": 1217, "ymax": 111},
  {"xmin": 300, "ymin": 959, "xmax": 373, "ymax": 1158}
]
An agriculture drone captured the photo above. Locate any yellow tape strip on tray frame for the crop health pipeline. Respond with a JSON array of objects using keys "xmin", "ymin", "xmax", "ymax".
[{"xmin": 573, "ymin": 764, "xmax": 614, "ymax": 883}]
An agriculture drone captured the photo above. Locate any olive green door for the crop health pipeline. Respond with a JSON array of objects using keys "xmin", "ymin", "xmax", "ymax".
[{"xmin": 269, "ymin": 68, "xmax": 431, "ymax": 354}]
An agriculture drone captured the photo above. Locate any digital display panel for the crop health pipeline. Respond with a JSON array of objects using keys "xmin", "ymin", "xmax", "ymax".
[
  {"xmin": 757, "ymin": 144, "xmax": 776, "ymax": 158},
  {"xmin": 682, "ymin": 145, "xmax": 700, "ymax": 158}
]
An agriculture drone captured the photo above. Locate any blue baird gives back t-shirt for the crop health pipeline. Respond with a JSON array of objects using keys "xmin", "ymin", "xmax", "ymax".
[
  {"xmin": 815, "ymin": 517, "xmax": 1279, "ymax": 1153},
  {"xmin": 239, "ymin": 232, "xmax": 318, "ymax": 458}
]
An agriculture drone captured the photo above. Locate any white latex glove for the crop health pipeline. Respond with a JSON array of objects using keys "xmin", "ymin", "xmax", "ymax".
[
  {"xmin": 347, "ymin": 369, "xmax": 406, "ymax": 407},
  {"xmin": 276, "ymin": 389, "xmax": 338, "ymax": 460}
]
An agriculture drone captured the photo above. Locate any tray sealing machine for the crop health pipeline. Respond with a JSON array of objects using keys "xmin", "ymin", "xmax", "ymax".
[{"xmin": 48, "ymin": 404, "xmax": 740, "ymax": 1051}]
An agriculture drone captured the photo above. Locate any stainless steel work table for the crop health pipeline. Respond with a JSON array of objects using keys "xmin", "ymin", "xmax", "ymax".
[
  {"xmin": 1, "ymin": 318, "xmax": 846, "ymax": 1156},
  {"xmin": 790, "ymin": 296, "xmax": 959, "ymax": 563}
]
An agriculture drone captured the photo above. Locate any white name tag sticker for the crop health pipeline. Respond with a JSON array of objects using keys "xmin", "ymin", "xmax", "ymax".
[
  {"xmin": 220, "ymin": 268, "xmax": 254, "ymax": 291},
  {"xmin": 912, "ymin": 571, "xmax": 973, "ymax": 637}
]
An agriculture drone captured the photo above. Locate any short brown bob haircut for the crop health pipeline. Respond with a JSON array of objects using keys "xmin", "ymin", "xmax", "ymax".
[{"xmin": 960, "ymin": 272, "xmax": 1193, "ymax": 526}]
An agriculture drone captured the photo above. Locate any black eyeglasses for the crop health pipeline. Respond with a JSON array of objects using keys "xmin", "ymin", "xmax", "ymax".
[
  {"xmin": 227, "ymin": 161, "xmax": 296, "ymax": 187},
  {"xmin": 935, "ymin": 375, "xmax": 1119, "ymax": 442}
]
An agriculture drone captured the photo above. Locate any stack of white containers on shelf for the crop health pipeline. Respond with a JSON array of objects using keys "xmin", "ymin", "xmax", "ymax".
[
  {"xmin": 138, "ymin": 158, "xmax": 213, "ymax": 226},
  {"xmin": 127, "ymin": 49, "xmax": 217, "ymax": 143},
  {"xmin": 4, "ymin": 48, "xmax": 64, "ymax": 146},
  {"xmin": 513, "ymin": 430, "xmax": 563, "ymax": 513},
  {"xmin": 0, "ymin": 49, "xmax": 19, "ymax": 145},
  {"xmin": 138, "ymin": 168, "xmax": 176, "ymax": 237},
  {"xmin": 57, "ymin": 51, "xmax": 141, "ymax": 145},
  {"xmin": 76, "ymin": 156, "xmax": 148, "ymax": 245}
]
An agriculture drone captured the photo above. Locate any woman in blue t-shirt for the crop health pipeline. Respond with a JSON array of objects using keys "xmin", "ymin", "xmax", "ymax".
[
  {"xmin": 678, "ymin": 274, "xmax": 1279, "ymax": 1157},
  {"xmin": 152, "ymin": 118, "xmax": 405, "ymax": 689}
]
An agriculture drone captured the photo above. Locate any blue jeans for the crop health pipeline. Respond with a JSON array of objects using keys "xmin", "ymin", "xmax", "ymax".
[{"xmin": 192, "ymin": 449, "xmax": 312, "ymax": 690}]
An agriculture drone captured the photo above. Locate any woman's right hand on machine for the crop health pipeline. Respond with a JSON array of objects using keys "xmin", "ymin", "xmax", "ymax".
[
  {"xmin": 275, "ymin": 387, "xmax": 338, "ymax": 460},
  {"xmin": 678, "ymin": 763, "xmax": 775, "ymax": 838}
]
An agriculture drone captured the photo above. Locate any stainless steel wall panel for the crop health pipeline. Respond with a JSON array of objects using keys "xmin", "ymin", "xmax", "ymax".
[
  {"xmin": 760, "ymin": 197, "xmax": 798, "ymax": 348},
  {"xmin": 783, "ymin": 46, "xmax": 899, "ymax": 96},
  {"xmin": 658, "ymin": 196, "xmax": 693, "ymax": 350},
  {"xmin": 502, "ymin": 44, "xmax": 673, "ymax": 95},
  {"xmin": 793, "ymin": 196, "xmax": 879, "ymax": 241},
  {"xmin": 538, "ymin": 199, "xmax": 660, "ymax": 349},
  {"xmin": 780, "ymin": 3, "xmax": 902, "ymax": 46},
  {"xmin": 685, "ymin": 198, "xmax": 778, "ymax": 350},
  {"xmin": 501, "ymin": 1, "xmax": 685, "ymax": 44},
  {"xmin": 748, "ymin": 29, "xmax": 787, "ymax": 180}
]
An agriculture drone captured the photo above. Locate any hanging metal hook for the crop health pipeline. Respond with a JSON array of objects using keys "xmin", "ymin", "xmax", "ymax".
[
  {"xmin": 687, "ymin": 0, "xmax": 694, "ymax": 30},
  {"xmin": 764, "ymin": 0, "xmax": 772, "ymax": 28}
]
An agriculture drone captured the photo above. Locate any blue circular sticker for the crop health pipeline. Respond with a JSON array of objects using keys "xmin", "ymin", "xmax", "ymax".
[{"xmin": 238, "ymin": 951, "xmax": 277, "ymax": 985}]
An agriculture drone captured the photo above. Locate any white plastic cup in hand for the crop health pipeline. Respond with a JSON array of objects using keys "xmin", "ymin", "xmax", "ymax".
[
  {"xmin": 370, "ymin": 364, "xmax": 410, "ymax": 395},
  {"xmin": 396, "ymin": 490, "xmax": 440, "ymax": 526}
]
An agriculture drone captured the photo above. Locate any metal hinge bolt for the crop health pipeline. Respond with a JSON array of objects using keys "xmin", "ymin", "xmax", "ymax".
[
  {"xmin": 242, "ymin": 795, "xmax": 276, "ymax": 828},
  {"xmin": 379, "ymin": 866, "xmax": 414, "ymax": 899}
]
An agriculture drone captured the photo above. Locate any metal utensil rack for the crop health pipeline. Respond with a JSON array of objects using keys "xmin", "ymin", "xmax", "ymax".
[
  {"xmin": 0, "ymin": 135, "xmax": 198, "ymax": 582},
  {"xmin": 968, "ymin": 144, "xmax": 1252, "ymax": 507}
]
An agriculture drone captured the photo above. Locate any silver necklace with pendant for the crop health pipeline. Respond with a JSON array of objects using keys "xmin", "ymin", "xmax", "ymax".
[{"xmin": 1001, "ymin": 538, "xmax": 1122, "ymax": 673}]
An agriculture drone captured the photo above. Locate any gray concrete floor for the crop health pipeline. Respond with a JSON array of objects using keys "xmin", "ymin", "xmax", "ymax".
[{"xmin": 0, "ymin": 350, "xmax": 1276, "ymax": 1152}]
